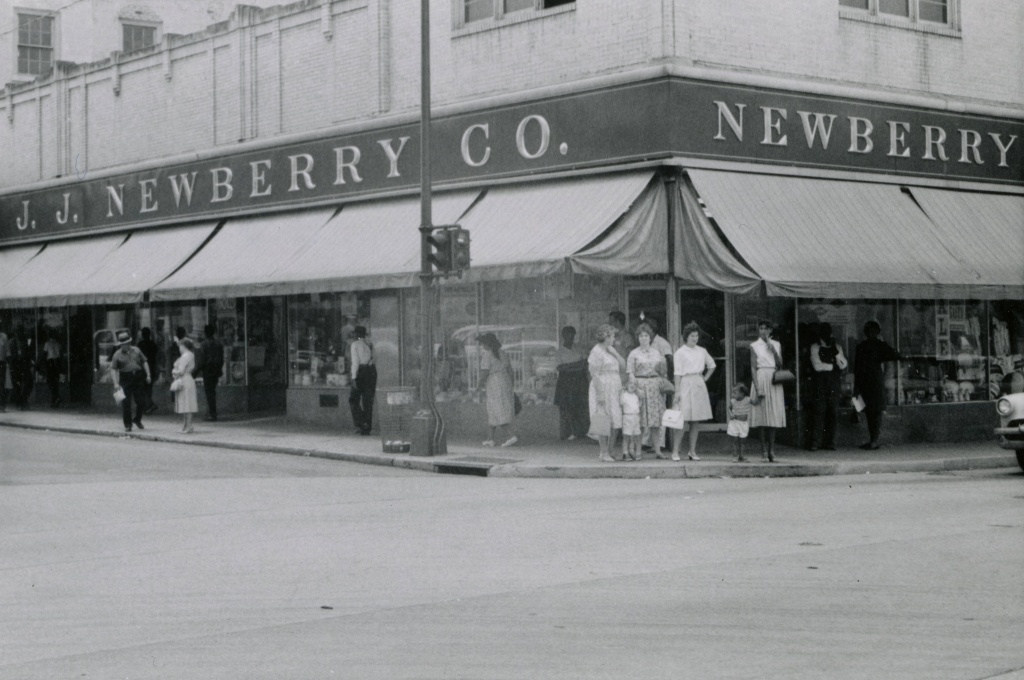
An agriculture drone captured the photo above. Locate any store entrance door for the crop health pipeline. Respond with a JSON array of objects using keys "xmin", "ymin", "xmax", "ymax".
[
  {"xmin": 67, "ymin": 306, "xmax": 93, "ymax": 405},
  {"xmin": 625, "ymin": 286, "xmax": 668, "ymax": 348},
  {"xmin": 678, "ymin": 288, "xmax": 728, "ymax": 425}
]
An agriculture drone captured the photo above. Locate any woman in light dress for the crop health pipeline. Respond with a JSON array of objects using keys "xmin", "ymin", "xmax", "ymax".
[
  {"xmin": 626, "ymin": 323, "xmax": 668, "ymax": 461},
  {"xmin": 172, "ymin": 337, "xmax": 198, "ymax": 433},
  {"xmin": 588, "ymin": 324, "xmax": 626, "ymax": 462},
  {"xmin": 749, "ymin": 319, "xmax": 786, "ymax": 462},
  {"xmin": 670, "ymin": 322, "xmax": 716, "ymax": 461},
  {"xmin": 477, "ymin": 333, "xmax": 517, "ymax": 448}
]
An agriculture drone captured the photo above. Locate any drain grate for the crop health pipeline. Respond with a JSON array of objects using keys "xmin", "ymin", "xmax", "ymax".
[{"xmin": 434, "ymin": 455, "xmax": 521, "ymax": 477}]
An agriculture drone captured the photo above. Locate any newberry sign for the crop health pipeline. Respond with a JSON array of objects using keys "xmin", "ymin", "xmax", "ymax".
[{"xmin": 1, "ymin": 77, "xmax": 1019, "ymax": 244}]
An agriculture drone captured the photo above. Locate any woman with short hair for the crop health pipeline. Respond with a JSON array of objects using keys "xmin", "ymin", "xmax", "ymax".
[
  {"xmin": 588, "ymin": 324, "xmax": 626, "ymax": 462},
  {"xmin": 670, "ymin": 321, "xmax": 716, "ymax": 461},
  {"xmin": 749, "ymin": 319, "xmax": 786, "ymax": 462}
]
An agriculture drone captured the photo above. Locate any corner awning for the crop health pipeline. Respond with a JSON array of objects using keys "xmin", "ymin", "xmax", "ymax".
[
  {"xmin": 687, "ymin": 169, "xmax": 1020, "ymax": 299},
  {"xmin": 0, "ymin": 235, "xmax": 127, "ymax": 308},
  {"xmin": 453, "ymin": 171, "xmax": 661, "ymax": 281}
]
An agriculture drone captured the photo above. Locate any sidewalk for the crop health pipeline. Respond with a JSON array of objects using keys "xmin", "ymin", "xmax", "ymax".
[{"xmin": 0, "ymin": 405, "xmax": 1016, "ymax": 478}]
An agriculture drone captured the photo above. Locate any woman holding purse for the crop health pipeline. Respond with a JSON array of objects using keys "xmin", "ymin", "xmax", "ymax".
[
  {"xmin": 588, "ymin": 324, "xmax": 626, "ymax": 462},
  {"xmin": 749, "ymin": 319, "xmax": 787, "ymax": 462},
  {"xmin": 171, "ymin": 337, "xmax": 198, "ymax": 434}
]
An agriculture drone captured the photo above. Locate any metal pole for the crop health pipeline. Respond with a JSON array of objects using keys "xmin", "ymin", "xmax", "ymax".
[{"xmin": 414, "ymin": 0, "xmax": 445, "ymax": 456}]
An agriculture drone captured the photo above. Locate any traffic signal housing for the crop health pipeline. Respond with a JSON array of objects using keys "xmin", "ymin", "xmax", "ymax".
[{"xmin": 427, "ymin": 225, "xmax": 470, "ymax": 278}]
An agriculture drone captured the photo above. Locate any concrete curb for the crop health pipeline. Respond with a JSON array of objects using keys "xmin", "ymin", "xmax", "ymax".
[{"xmin": 3, "ymin": 420, "xmax": 1018, "ymax": 479}]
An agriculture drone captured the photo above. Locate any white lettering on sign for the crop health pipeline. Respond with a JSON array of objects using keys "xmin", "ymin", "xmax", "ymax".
[
  {"xmin": 958, "ymin": 129, "xmax": 984, "ymax": 165},
  {"xmin": 289, "ymin": 154, "xmax": 316, "ymax": 192},
  {"xmin": 887, "ymin": 121, "xmax": 911, "ymax": 158},
  {"xmin": 922, "ymin": 125, "xmax": 949, "ymax": 161},
  {"xmin": 713, "ymin": 101, "xmax": 745, "ymax": 141},
  {"xmin": 139, "ymin": 178, "xmax": 158, "ymax": 213},
  {"xmin": 798, "ymin": 111, "xmax": 836, "ymax": 150},
  {"xmin": 461, "ymin": 123, "xmax": 491, "ymax": 167},
  {"xmin": 989, "ymin": 133, "xmax": 1018, "ymax": 168},
  {"xmin": 516, "ymin": 115, "xmax": 550, "ymax": 159},
  {"xmin": 333, "ymin": 146, "xmax": 363, "ymax": 185},
  {"xmin": 760, "ymin": 107, "xmax": 788, "ymax": 146},
  {"xmin": 106, "ymin": 184, "xmax": 125, "ymax": 217},
  {"xmin": 16, "ymin": 200, "xmax": 33, "ymax": 230},
  {"xmin": 210, "ymin": 168, "xmax": 233, "ymax": 203},
  {"xmin": 55, "ymin": 193, "xmax": 72, "ymax": 225},
  {"xmin": 169, "ymin": 172, "xmax": 198, "ymax": 207},
  {"xmin": 848, "ymin": 117, "xmax": 874, "ymax": 154},
  {"xmin": 250, "ymin": 160, "xmax": 272, "ymax": 197},
  {"xmin": 378, "ymin": 137, "xmax": 410, "ymax": 178}
]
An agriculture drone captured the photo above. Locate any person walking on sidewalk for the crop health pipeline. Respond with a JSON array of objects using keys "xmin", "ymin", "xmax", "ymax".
[
  {"xmin": 110, "ymin": 330, "xmax": 151, "ymax": 433},
  {"xmin": 137, "ymin": 327, "xmax": 160, "ymax": 415},
  {"xmin": 172, "ymin": 337, "xmax": 199, "ymax": 433},
  {"xmin": 854, "ymin": 320, "xmax": 901, "ymax": 450},
  {"xmin": 42, "ymin": 331, "xmax": 64, "ymax": 408},
  {"xmin": 348, "ymin": 326, "xmax": 377, "ymax": 436},
  {"xmin": 199, "ymin": 324, "xmax": 224, "ymax": 422}
]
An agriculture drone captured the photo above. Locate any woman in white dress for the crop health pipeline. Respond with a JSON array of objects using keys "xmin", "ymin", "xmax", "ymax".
[
  {"xmin": 172, "ymin": 337, "xmax": 198, "ymax": 434},
  {"xmin": 749, "ymin": 319, "xmax": 786, "ymax": 462},
  {"xmin": 588, "ymin": 324, "xmax": 626, "ymax": 462},
  {"xmin": 670, "ymin": 322, "xmax": 716, "ymax": 461}
]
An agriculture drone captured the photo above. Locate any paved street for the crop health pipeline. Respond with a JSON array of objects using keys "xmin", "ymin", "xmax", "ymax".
[{"xmin": 2, "ymin": 428, "xmax": 1023, "ymax": 679}]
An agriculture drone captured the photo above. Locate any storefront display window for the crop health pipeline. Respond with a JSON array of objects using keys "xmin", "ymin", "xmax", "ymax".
[
  {"xmin": 287, "ymin": 292, "xmax": 368, "ymax": 388},
  {"xmin": 246, "ymin": 297, "xmax": 286, "ymax": 386},
  {"xmin": 799, "ymin": 299, "xmax": 897, "ymax": 407},
  {"xmin": 434, "ymin": 282, "xmax": 478, "ymax": 402},
  {"xmin": 989, "ymin": 301, "xmax": 1024, "ymax": 396},
  {"xmin": 898, "ymin": 299, "xmax": 987, "ymax": 404},
  {"xmin": 478, "ymin": 277, "xmax": 560, "ymax": 405},
  {"xmin": 210, "ymin": 298, "xmax": 245, "ymax": 386}
]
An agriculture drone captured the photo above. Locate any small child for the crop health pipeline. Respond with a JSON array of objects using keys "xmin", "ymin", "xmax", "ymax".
[
  {"xmin": 727, "ymin": 383, "xmax": 752, "ymax": 462},
  {"xmin": 620, "ymin": 381, "xmax": 642, "ymax": 461}
]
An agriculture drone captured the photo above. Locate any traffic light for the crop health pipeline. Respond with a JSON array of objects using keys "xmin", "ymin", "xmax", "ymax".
[
  {"xmin": 451, "ymin": 227, "xmax": 471, "ymax": 272},
  {"xmin": 427, "ymin": 227, "xmax": 452, "ymax": 274}
]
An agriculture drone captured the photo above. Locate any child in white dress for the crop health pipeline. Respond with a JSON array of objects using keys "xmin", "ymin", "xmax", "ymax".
[
  {"xmin": 620, "ymin": 381, "xmax": 642, "ymax": 461},
  {"xmin": 727, "ymin": 383, "xmax": 752, "ymax": 462}
]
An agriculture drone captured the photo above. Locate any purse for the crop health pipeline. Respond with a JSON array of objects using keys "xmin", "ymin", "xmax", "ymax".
[
  {"xmin": 170, "ymin": 378, "xmax": 183, "ymax": 393},
  {"xmin": 772, "ymin": 369, "xmax": 795, "ymax": 385},
  {"xmin": 659, "ymin": 377, "xmax": 676, "ymax": 394},
  {"xmin": 662, "ymin": 409, "xmax": 686, "ymax": 430},
  {"xmin": 588, "ymin": 411, "xmax": 612, "ymax": 437}
]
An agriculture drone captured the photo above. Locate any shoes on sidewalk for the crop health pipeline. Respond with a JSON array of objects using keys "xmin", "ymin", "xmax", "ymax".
[
  {"xmin": 133, "ymin": 419, "xmax": 144, "ymax": 430},
  {"xmin": 500, "ymin": 436, "xmax": 518, "ymax": 448}
]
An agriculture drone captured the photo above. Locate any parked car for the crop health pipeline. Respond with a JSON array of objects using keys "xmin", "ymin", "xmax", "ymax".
[{"xmin": 994, "ymin": 392, "xmax": 1024, "ymax": 472}]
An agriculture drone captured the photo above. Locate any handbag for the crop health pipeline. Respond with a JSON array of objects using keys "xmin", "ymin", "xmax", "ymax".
[
  {"xmin": 113, "ymin": 387, "xmax": 126, "ymax": 405},
  {"xmin": 588, "ymin": 411, "xmax": 612, "ymax": 437},
  {"xmin": 662, "ymin": 409, "xmax": 686, "ymax": 430},
  {"xmin": 169, "ymin": 378, "xmax": 183, "ymax": 393},
  {"xmin": 658, "ymin": 377, "xmax": 676, "ymax": 394},
  {"xmin": 772, "ymin": 369, "xmax": 796, "ymax": 385}
]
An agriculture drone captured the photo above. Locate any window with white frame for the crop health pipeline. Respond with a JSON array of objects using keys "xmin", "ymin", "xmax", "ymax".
[
  {"xmin": 840, "ymin": 0, "xmax": 955, "ymax": 30},
  {"xmin": 461, "ymin": 0, "xmax": 573, "ymax": 26},
  {"xmin": 122, "ymin": 23, "xmax": 158, "ymax": 53},
  {"xmin": 16, "ymin": 11, "xmax": 55, "ymax": 76}
]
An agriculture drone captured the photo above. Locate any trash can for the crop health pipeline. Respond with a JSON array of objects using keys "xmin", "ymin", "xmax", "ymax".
[{"xmin": 376, "ymin": 387, "xmax": 418, "ymax": 453}]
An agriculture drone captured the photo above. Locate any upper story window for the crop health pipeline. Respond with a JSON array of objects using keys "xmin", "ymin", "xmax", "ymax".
[
  {"xmin": 840, "ymin": 0, "xmax": 958, "ymax": 34},
  {"xmin": 460, "ymin": 0, "xmax": 574, "ymax": 27},
  {"xmin": 122, "ymin": 23, "xmax": 157, "ymax": 53},
  {"xmin": 17, "ymin": 11, "xmax": 55, "ymax": 76}
]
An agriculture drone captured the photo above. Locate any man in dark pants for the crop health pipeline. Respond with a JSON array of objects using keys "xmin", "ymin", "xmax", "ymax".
[
  {"xmin": 854, "ymin": 320, "xmax": 901, "ymax": 450},
  {"xmin": 8, "ymin": 328, "xmax": 34, "ymax": 410},
  {"xmin": 110, "ymin": 330, "xmax": 151, "ymax": 433},
  {"xmin": 348, "ymin": 326, "xmax": 377, "ymax": 435},
  {"xmin": 199, "ymin": 324, "xmax": 224, "ymax": 421},
  {"xmin": 137, "ymin": 327, "xmax": 160, "ymax": 414},
  {"xmin": 808, "ymin": 322, "xmax": 847, "ymax": 451}
]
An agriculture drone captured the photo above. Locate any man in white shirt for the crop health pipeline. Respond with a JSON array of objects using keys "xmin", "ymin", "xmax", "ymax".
[
  {"xmin": 808, "ymin": 322, "xmax": 847, "ymax": 451},
  {"xmin": 348, "ymin": 326, "xmax": 377, "ymax": 435}
]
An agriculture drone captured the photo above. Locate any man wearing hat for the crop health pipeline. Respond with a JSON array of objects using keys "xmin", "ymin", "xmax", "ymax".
[
  {"xmin": 347, "ymin": 325, "xmax": 376, "ymax": 435},
  {"xmin": 110, "ymin": 330, "xmax": 151, "ymax": 432}
]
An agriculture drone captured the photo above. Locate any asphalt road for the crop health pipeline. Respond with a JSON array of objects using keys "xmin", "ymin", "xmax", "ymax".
[{"xmin": 2, "ymin": 429, "xmax": 1023, "ymax": 680}]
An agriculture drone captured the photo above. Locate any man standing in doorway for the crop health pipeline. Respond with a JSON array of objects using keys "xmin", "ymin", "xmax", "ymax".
[
  {"xmin": 348, "ymin": 326, "xmax": 376, "ymax": 435},
  {"xmin": 137, "ymin": 327, "xmax": 160, "ymax": 414},
  {"xmin": 199, "ymin": 324, "xmax": 224, "ymax": 422}
]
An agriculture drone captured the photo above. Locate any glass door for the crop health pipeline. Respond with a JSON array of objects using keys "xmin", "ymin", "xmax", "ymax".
[{"xmin": 678, "ymin": 287, "xmax": 728, "ymax": 425}]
